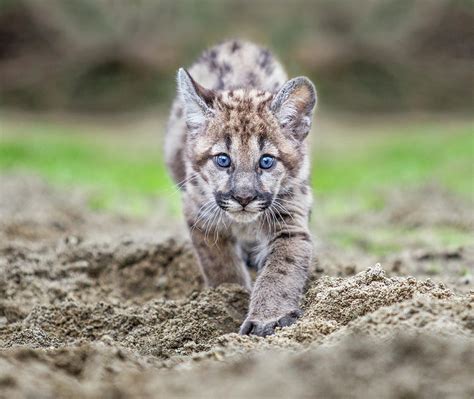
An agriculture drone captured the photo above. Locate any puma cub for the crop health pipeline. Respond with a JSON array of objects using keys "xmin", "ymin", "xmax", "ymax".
[{"xmin": 165, "ymin": 40, "xmax": 316, "ymax": 336}]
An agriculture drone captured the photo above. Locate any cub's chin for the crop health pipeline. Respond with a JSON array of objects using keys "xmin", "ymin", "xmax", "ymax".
[{"xmin": 227, "ymin": 210, "xmax": 260, "ymax": 223}]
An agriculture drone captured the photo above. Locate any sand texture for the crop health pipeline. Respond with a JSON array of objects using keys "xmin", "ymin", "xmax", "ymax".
[{"xmin": 1, "ymin": 175, "xmax": 473, "ymax": 398}]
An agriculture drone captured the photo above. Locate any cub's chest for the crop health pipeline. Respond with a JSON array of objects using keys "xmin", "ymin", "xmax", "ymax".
[
  {"xmin": 231, "ymin": 221, "xmax": 267, "ymax": 242},
  {"xmin": 231, "ymin": 221, "xmax": 270, "ymax": 268}
]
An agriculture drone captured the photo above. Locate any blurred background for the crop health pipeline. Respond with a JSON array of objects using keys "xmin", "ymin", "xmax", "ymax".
[
  {"xmin": 0, "ymin": 0, "xmax": 473, "ymax": 254},
  {"xmin": 1, "ymin": 0, "xmax": 473, "ymax": 112}
]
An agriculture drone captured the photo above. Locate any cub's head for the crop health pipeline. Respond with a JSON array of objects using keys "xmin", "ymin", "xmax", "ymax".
[{"xmin": 178, "ymin": 68, "xmax": 316, "ymax": 223}]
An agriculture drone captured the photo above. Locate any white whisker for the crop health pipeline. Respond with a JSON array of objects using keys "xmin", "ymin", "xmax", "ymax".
[
  {"xmin": 163, "ymin": 172, "xmax": 200, "ymax": 197},
  {"xmin": 191, "ymin": 199, "xmax": 215, "ymax": 232}
]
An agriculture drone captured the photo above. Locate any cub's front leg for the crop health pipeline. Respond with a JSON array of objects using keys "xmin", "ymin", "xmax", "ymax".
[
  {"xmin": 240, "ymin": 230, "xmax": 312, "ymax": 337},
  {"xmin": 188, "ymin": 222, "xmax": 252, "ymax": 291}
]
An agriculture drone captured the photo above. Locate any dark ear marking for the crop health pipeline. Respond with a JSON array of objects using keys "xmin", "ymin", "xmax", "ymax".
[
  {"xmin": 186, "ymin": 70, "xmax": 216, "ymax": 107},
  {"xmin": 271, "ymin": 77, "xmax": 317, "ymax": 141},
  {"xmin": 177, "ymin": 68, "xmax": 216, "ymax": 132},
  {"xmin": 179, "ymin": 68, "xmax": 216, "ymax": 108}
]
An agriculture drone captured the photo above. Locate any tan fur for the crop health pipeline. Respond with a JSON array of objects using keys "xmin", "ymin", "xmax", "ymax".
[{"xmin": 165, "ymin": 40, "xmax": 317, "ymax": 336}]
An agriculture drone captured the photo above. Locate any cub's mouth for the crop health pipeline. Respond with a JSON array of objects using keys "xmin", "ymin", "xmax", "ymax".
[
  {"xmin": 225, "ymin": 208, "xmax": 261, "ymax": 223},
  {"xmin": 215, "ymin": 191, "xmax": 273, "ymax": 219}
]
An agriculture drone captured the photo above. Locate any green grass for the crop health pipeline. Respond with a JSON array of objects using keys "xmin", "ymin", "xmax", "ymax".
[
  {"xmin": 0, "ymin": 117, "xmax": 175, "ymax": 214},
  {"xmin": 313, "ymin": 122, "xmax": 473, "ymax": 197},
  {"xmin": 1, "ymin": 116, "xmax": 472, "ymax": 216},
  {"xmin": 312, "ymin": 120, "xmax": 473, "ymax": 219},
  {"xmin": 0, "ymin": 127, "xmax": 169, "ymax": 190},
  {"xmin": 328, "ymin": 225, "xmax": 473, "ymax": 257}
]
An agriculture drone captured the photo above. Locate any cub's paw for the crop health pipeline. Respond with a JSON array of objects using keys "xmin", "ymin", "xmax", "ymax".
[{"xmin": 239, "ymin": 309, "xmax": 302, "ymax": 337}]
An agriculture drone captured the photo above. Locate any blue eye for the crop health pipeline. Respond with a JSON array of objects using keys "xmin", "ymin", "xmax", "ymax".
[
  {"xmin": 215, "ymin": 153, "xmax": 231, "ymax": 168},
  {"xmin": 259, "ymin": 155, "xmax": 275, "ymax": 170}
]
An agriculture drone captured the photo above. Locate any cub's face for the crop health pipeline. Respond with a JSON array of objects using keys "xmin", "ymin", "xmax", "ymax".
[{"xmin": 178, "ymin": 69, "xmax": 316, "ymax": 223}]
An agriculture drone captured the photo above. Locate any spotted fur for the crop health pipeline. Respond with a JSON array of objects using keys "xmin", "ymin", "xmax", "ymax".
[{"xmin": 165, "ymin": 40, "xmax": 317, "ymax": 337}]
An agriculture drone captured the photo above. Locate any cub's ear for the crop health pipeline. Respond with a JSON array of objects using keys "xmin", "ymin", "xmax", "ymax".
[
  {"xmin": 271, "ymin": 77, "xmax": 317, "ymax": 141},
  {"xmin": 177, "ymin": 68, "xmax": 216, "ymax": 132}
]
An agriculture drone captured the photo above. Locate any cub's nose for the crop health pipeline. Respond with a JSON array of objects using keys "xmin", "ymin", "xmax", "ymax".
[{"xmin": 232, "ymin": 193, "xmax": 256, "ymax": 207}]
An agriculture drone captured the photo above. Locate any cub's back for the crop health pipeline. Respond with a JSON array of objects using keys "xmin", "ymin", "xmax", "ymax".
[
  {"xmin": 165, "ymin": 40, "xmax": 288, "ymax": 184},
  {"xmin": 187, "ymin": 40, "xmax": 287, "ymax": 92}
]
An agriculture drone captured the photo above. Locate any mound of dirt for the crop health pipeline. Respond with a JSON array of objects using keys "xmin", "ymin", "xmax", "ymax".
[
  {"xmin": 0, "ymin": 237, "xmax": 203, "ymax": 322},
  {"xmin": 0, "ymin": 174, "xmax": 473, "ymax": 398},
  {"xmin": 1, "ymin": 284, "xmax": 248, "ymax": 358}
]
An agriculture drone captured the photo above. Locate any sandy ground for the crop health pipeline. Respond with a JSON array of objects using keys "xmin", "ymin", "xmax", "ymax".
[{"xmin": 0, "ymin": 174, "xmax": 473, "ymax": 399}]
